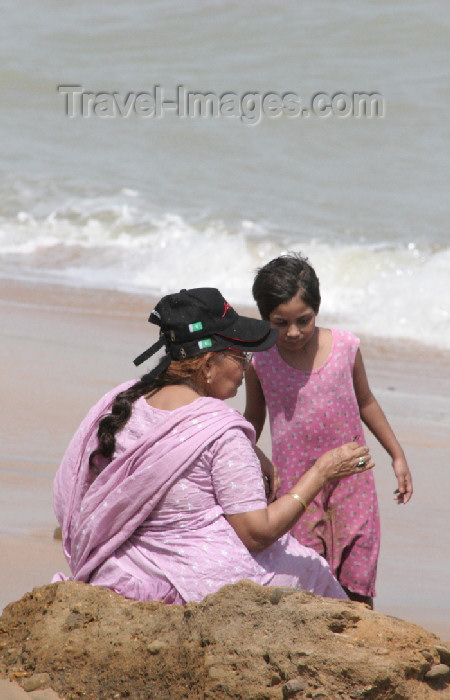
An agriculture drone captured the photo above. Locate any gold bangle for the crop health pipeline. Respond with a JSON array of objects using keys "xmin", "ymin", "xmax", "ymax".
[{"xmin": 287, "ymin": 493, "xmax": 308, "ymax": 511}]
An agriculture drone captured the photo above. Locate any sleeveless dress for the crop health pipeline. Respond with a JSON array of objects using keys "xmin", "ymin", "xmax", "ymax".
[{"xmin": 253, "ymin": 328, "xmax": 380, "ymax": 596}]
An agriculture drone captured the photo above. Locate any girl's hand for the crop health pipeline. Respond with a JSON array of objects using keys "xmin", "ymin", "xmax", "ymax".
[
  {"xmin": 266, "ymin": 461, "xmax": 281, "ymax": 502},
  {"xmin": 254, "ymin": 445, "xmax": 280, "ymax": 502},
  {"xmin": 315, "ymin": 442, "xmax": 374, "ymax": 483},
  {"xmin": 392, "ymin": 456, "xmax": 413, "ymax": 504}
]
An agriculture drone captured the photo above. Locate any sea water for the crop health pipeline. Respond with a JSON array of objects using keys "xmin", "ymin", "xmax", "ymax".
[{"xmin": 0, "ymin": 0, "xmax": 449, "ymax": 348}]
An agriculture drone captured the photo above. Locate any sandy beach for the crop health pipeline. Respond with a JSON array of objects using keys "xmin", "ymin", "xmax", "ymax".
[{"xmin": 1, "ymin": 278, "xmax": 449, "ymax": 641}]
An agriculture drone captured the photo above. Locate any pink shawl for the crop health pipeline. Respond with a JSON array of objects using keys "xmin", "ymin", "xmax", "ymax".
[{"xmin": 53, "ymin": 381, "xmax": 255, "ymax": 582}]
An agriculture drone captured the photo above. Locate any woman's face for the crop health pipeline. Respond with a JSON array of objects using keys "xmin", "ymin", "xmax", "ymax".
[
  {"xmin": 207, "ymin": 350, "xmax": 250, "ymax": 400},
  {"xmin": 269, "ymin": 294, "xmax": 316, "ymax": 354}
]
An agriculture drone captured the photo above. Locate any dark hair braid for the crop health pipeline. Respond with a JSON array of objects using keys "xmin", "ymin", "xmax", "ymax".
[
  {"xmin": 88, "ymin": 354, "xmax": 209, "ymax": 470},
  {"xmin": 89, "ymin": 373, "xmax": 157, "ymax": 469}
]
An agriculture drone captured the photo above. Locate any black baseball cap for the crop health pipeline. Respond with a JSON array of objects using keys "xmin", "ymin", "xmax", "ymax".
[{"xmin": 133, "ymin": 287, "xmax": 277, "ymax": 366}]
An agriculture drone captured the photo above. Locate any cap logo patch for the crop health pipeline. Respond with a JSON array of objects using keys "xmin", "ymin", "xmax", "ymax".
[
  {"xmin": 222, "ymin": 302, "xmax": 232, "ymax": 317},
  {"xmin": 198, "ymin": 338, "xmax": 212, "ymax": 349},
  {"xmin": 189, "ymin": 321, "xmax": 203, "ymax": 332}
]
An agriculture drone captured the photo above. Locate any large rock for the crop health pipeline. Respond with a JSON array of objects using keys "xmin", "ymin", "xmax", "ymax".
[{"xmin": 0, "ymin": 580, "xmax": 448, "ymax": 699}]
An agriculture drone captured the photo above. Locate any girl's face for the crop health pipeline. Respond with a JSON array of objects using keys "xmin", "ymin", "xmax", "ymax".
[{"xmin": 269, "ymin": 294, "xmax": 316, "ymax": 353}]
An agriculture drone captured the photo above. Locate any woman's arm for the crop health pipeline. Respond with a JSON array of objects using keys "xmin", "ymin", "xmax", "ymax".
[
  {"xmin": 353, "ymin": 348, "xmax": 413, "ymax": 504},
  {"xmin": 226, "ymin": 442, "xmax": 373, "ymax": 552}
]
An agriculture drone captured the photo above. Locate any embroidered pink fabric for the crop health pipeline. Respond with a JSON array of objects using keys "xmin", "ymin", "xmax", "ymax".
[{"xmin": 53, "ymin": 381, "xmax": 346, "ymax": 603}]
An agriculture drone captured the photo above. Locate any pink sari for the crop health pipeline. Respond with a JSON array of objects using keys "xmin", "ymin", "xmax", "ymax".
[
  {"xmin": 54, "ymin": 383, "xmax": 346, "ymax": 603},
  {"xmin": 53, "ymin": 382, "xmax": 255, "ymax": 583}
]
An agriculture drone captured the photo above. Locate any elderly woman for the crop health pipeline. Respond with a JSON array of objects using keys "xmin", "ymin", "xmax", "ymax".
[{"xmin": 53, "ymin": 288, "xmax": 373, "ymax": 603}]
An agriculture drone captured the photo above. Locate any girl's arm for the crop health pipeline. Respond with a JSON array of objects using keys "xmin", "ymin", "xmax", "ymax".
[
  {"xmin": 353, "ymin": 348, "xmax": 413, "ymax": 504},
  {"xmin": 226, "ymin": 442, "xmax": 373, "ymax": 552},
  {"xmin": 253, "ymin": 444, "xmax": 280, "ymax": 503},
  {"xmin": 244, "ymin": 365, "xmax": 280, "ymax": 500},
  {"xmin": 244, "ymin": 364, "xmax": 266, "ymax": 440}
]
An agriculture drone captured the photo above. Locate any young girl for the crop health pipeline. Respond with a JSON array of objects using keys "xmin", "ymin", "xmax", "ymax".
[{"xmin": 244, "ymin": 252, "xmax": 413, "ymax": 606}]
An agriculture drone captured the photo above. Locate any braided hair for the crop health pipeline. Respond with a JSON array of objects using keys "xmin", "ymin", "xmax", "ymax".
[{"xmin": 88, "ymin": 354, "xmax": 209, "ymax": 469}]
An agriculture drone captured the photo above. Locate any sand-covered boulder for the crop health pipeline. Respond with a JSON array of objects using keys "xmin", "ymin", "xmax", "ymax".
[{"xmin": 0, "ymin": 580, "xmax": 448, "ymax": 699}]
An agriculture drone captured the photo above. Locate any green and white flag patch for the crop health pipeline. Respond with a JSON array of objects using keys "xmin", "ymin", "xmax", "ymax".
[{"xmin": 189, "ymin": 321, "xmax": 203, "ymax": 333}]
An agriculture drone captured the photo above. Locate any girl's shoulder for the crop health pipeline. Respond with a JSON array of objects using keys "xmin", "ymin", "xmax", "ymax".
[
  {"xmin": 253, "ymin": 342, "xmax": 278, "ymax": 367},
  {"xmin": 327, "ymin": 328, "xmax": 361, "ymax": 367},
  {"xmin": 330, "ymin": 327, "xmax": 360, "ymax": 347},
  {"xmin": 317, "ymin": 326, "xmax": 332, "ymax": 343}
]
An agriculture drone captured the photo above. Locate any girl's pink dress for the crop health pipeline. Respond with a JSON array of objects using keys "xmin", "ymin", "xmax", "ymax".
[
  {"xmin": 53, "ymin": 383, "xmax": 346, "ymax": 603},
  {"xmin": 253, "ymin": 328, "xmax": 380, "ymax": 597}
]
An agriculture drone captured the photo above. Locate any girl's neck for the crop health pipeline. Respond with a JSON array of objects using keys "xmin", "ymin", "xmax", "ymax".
[{"xmin": 277, "ymin": 327, "xmax": 332, "ymax": 371}]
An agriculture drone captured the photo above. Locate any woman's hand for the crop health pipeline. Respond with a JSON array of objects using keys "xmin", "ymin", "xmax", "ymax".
[
  {"xmin": 314, "ymin": 442, "xmax": 374, "ymax": 484},
  {"xmin": 392, "ymin": 456, "xmax": 413, "ymax": 504},
  {"xmin": 226, "ymin": 442, "xmax": 374, "ymax": 553},
  {"xmin": 254, "ymin": 445, "xmax": 280, "ymax": 502}
]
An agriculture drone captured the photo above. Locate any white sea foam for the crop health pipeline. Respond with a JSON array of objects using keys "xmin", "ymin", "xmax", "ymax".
[{"xmin": 0, "ymin": 198, "xmax": 449, "ymax": 349}]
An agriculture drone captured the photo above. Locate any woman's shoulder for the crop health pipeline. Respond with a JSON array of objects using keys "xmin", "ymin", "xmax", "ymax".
[
  {"xmin": 181, "ymin": 396, "xmax": 252, "ymax": 428},
  {"xmin": 136, "ymin": 394, "xmax": 232, "ymax": 418},
  {"xmin": 132, "ymin": 396, "xmax": 254, "ymax": 447}
]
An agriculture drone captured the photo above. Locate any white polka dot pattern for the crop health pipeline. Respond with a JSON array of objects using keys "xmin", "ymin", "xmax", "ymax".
[{"xmin": 253, "ymin": 328, "xmax": 380, "ymax": 597}]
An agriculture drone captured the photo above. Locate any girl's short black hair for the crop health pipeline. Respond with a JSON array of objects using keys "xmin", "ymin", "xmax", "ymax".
[{"xmin": 252, "ymin": 252, "xmax": 321, "ymax": 319}]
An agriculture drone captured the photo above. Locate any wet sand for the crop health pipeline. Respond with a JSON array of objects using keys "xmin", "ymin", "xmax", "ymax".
[{"xmin": 1, "ymin": 278, "xmax": 449, "ymax": 640}]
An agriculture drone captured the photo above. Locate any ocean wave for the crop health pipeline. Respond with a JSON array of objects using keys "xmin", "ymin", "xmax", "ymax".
[{"xmin": 0, "ymin": 194, "xmax": 449, "ymax": 349}]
